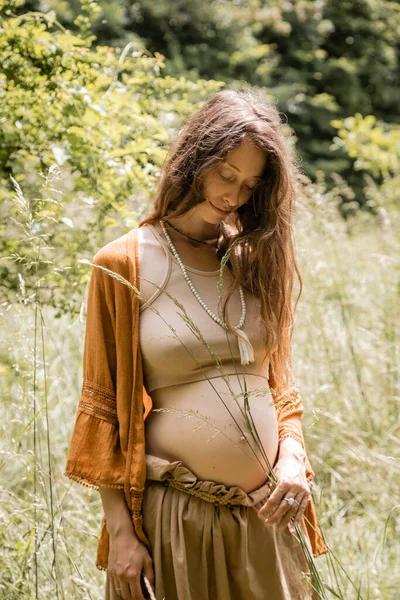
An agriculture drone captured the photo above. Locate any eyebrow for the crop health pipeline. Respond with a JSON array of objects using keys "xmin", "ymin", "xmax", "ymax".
[{"xmin": 225, "ymin": 161, "xmax": 263, "ymax": 180}]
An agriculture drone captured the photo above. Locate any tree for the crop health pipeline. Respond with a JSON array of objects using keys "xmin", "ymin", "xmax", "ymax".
[{"xmin": 0, "ymin": 0, "xmax": 223, "ymax": 314}]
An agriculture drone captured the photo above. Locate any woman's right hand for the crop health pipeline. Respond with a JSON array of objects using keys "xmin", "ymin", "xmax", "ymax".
[{"xmin": 108, "ymin": 528, "xmax": 155, "ymax": 600}]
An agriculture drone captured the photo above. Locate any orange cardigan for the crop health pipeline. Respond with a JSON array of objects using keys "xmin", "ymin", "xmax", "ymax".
[{"xmin": 64, "ymin": 227, "xmax": 328, "ymax": 570}]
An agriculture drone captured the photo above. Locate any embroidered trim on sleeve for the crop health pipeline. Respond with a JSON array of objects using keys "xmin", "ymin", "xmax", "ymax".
[
  {"xmin": 78, "ymin": 380, "xmax": 118, "ymax": 424},
  {"xmin": 82, "ymin": 380, "xmax": 116, "ymax": 406},
  {"xmin": 78, "ymin": 400, "xmax": 118, "ymax": 425},
  {"xmin": 64, "ymin": 471, "xmax": 124, "ymax": 491}
]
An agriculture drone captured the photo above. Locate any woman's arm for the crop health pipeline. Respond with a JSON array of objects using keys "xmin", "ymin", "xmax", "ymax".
[
  {"xmin": 277, "ymin": 435, "xmax": 306, "ymax": 462},
  {"xmin": 99, "ymin": 487, "xmax": 154, "ymax": 600},
  {"xmin": 263, "ymin": 363, "xmax": 314, "ymax": 530},
  {"xmin": 99, "ymin": 488, "xmax": 137, "ymax": 537}
]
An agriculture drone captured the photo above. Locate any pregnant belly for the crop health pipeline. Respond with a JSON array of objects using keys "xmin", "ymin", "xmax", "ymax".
[{"xmin": 144, "ymin": 374, "xmax": 279, "ymax": 493}]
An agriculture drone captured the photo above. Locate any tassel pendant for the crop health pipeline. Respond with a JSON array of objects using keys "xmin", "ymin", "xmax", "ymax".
[{"xmin": 236, "ymin": 328, "xmax": 255, "ymax": 365}]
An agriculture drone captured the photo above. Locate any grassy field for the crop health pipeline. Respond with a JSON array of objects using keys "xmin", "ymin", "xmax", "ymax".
[{"xmin": 1, "ymin": 186, "xmax": 399, "ymax": 598}]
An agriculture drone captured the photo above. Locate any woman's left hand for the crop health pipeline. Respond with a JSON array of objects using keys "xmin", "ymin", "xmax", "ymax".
[{"xmin": 257, "ymin": 439, "xmax": 311, "ymax": 532}]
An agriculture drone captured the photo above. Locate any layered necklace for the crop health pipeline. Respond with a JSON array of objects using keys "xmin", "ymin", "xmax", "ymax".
[{"xmin": 160, "ymin": 219, "xmax": 254, "ymax": 365}]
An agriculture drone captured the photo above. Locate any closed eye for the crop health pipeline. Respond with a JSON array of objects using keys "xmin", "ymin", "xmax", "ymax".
[
  {"xmin": 219, "ymin": 172, "xmax": 233, "ymax": 182},
  {"xmin": 219, "ymin": 172, "xmax": 256, "ymax": 191}
]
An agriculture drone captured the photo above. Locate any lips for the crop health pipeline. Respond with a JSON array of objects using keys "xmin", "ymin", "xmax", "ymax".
[{"xmin": 209, "ymin": 201, "xmax": 230, "ymax": 215}]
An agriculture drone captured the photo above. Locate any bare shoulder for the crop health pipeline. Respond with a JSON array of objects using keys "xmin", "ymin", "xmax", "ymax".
[{"xmin": 137, "ymin": 223, "xmax": 169, "ymax": 306}]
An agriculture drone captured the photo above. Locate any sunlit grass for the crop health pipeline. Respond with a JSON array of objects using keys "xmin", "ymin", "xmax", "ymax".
[{"xmin": 0, "ymin": 173, "xmax": 399, "ymax": 598}]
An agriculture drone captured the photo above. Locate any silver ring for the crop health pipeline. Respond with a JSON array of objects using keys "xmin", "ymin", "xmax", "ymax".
[{"xmin": 284, "ymin": 496, "xmax": 297, "ymax": 506}]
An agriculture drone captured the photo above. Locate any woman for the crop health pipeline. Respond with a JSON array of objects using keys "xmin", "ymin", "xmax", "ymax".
[{"xmin": 65, "ymin": 89, "xmax": 328, "ymax": 600}]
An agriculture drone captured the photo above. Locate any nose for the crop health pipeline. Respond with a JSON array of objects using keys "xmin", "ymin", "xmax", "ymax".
[{"xmin": 222, "ymin": 194, "xmax": 239, "ymax": 211}]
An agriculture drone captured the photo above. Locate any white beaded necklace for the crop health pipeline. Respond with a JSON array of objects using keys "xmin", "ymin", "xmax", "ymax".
[{"xmin": 160, "ymin": 219, "xmax": 255, "ymax": 365}]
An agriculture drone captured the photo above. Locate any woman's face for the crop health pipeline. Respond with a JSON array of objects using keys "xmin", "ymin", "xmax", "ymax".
[{"xmin": 198, "ymin": 138, "xmax": 268, "ymax": 223}]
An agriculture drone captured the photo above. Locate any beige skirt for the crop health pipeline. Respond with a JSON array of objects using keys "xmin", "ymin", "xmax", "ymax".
[{"xmin": 105, "ymin": 454, "xmax": 315, "ymax": 600}]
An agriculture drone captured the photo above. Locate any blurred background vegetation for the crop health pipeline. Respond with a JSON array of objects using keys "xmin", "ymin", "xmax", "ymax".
[
  {"xmin": 9, "ymin": 0, "xmax": 400, "ymax": 205},
  {"xmin": 0, "ymin": 0, "xmax": 399, "ymax": 598}
]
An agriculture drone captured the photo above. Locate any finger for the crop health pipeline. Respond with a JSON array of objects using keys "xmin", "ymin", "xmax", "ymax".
[
  {"xmin": 257, "ymin": 480, "xmax": 292, "ymax": 520},
  {"xmin": 270, "ymin": 495, "xmax": 298, "ymax": 528},
  {"xmin": 129, "ymin": 577, "xmax": 145, "ymax": 600},
  {"xmin": 277, "ymin": 494, "xmax": 304, "ymax": 531},
  {"xmin": 108, "ymin": 572, "xmax": 116, "ymax": 594},
  {"xmin": 260, "ymin": 485, "xmax": 304, "ymax": 525},
  {"xmin": 110, "ymin": 574, "xmax": 123, "ymax": 598},
  {"xmin": 142, "ymin": 558, "xmax": 155, "ymax": 593},
  {"xmin": 292, "ymin": 492, "xmax": 311, "ymax": 527},
  {"xmin": 120, "ymin": 581, "xmax": 133, "ymax": 600}
]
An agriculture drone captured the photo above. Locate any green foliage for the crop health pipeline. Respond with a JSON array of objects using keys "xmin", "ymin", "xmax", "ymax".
[
  {"xmin": 0, "ymin": 5, "xmax": 224, "ymax": 315},
  {"xmin": 1, "ymin": 3, "xmax": 399, "ymax": 598},
  {"xmin": 0, "ymin": 3, "xmax": 399, "ymax": 598},
  {"xmin": 329, "ymin": 112, "xmax": 400, "ymax": 214},
  {"xmin": 36, "ymin": 0, "xmax": 400, "ymax": 210},
  {"xmin": 236, "ymin": 0, "xmax": 400, "ymax": 207},
  {"xmin": 331, "ymin": 114, "xmax": 400, "ymax": 180}
]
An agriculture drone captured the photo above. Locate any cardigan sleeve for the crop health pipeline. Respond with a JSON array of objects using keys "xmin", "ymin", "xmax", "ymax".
[
  {"xmin": 268, "ymin": 365, "xmax": 315, "ymax": 482},
  {"xmin": 64, "ymin": 251, "xmax": 125, "ymax": 490}
]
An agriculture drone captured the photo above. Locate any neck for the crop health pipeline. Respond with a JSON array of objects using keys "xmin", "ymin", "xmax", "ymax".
[{"xmin": 164, "ymin": 212, "xmax": 220, "ymax": 243}]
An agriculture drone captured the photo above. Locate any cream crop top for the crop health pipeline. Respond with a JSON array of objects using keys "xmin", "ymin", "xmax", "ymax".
[{"xmin": 138, "ymin": 223, "xmax": 271, "ymax": 394}]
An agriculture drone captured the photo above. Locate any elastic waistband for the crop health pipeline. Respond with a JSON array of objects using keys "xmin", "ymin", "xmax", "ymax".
[{"xmin": 145, "ymin": 454, "xmax": 273, "ymax": 509}]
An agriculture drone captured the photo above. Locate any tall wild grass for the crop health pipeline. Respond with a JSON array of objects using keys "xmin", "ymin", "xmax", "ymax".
[{"xmin": 0, "ymin": 172, "xmax": 399, "ymax": 598}]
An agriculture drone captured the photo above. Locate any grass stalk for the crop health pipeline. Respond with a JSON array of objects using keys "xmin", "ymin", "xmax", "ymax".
[
  {"xmin": 33, "ymin": 302, "xmax": 39, "ymax": 600},
  {"xmin": 39, "ymin": 309, "xmax": 60, "ymax": 599}
]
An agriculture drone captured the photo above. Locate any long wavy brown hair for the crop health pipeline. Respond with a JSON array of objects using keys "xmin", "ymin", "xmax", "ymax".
[{"xmin": 138, "ymin": 88, "xmax": 304, "ymax": 392}]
